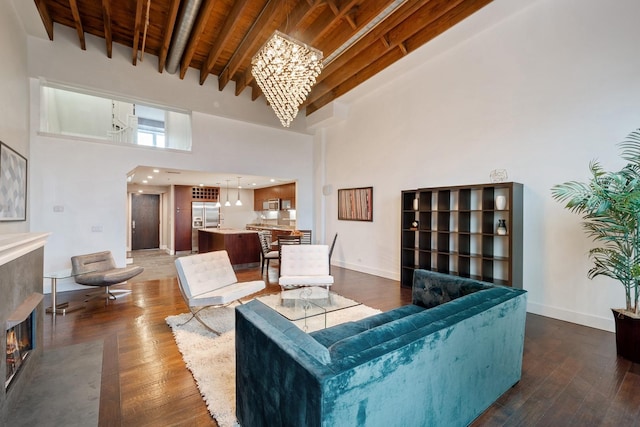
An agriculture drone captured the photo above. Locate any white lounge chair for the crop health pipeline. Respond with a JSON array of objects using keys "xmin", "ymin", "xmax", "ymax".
[
  {"xmin": 175, "ymin": 250, "xmax": 265, "ymax": 334},
  {"xmin": 278, "ymin": 244, "xmax": 334, "ymax": 302}
]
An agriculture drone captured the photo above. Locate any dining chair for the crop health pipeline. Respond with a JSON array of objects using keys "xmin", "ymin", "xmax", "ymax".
[
  {"xmin": 299, "ymin": 230, "xmax": 312, "ymax": 244},
  {"xmin": 258, "ymin": 231, "xmax": 279, "ymax": 275}
]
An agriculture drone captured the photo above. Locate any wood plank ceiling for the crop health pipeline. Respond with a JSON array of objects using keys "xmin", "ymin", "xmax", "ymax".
[{"xmin": 33, "ymin": 0, "xmax": 492, "ymax": 118}]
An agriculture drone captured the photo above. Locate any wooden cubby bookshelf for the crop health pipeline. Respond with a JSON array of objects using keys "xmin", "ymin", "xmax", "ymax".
[{"xmin": 401, "ymin": 182, "xmax": 523, "ymax": 289}]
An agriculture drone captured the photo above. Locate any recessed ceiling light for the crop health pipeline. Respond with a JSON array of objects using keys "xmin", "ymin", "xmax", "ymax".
[
  {"xmin": 138, "ymin": 190, "xmax": 143, "ymax": 193},
  {"xmin": 252, "ymin": 182, "xmax": 257, "ymax": 186},
  {"xmin": 142, "ymin": 180, "xmax": 148, "ymax": 184},
  {"xmin": 147, "ymin": 175, "xmax": 153, "ymax": 179},
  {"xmin": 153, "ymin": 169, "xmax": 160, "ymax": 173},
  {"xmin": 199, "ymin": 183, "xmax": 204, "ymax": 187},
  {"xmin": 270, "ymin": 178, "xmax": 275, "ymax": 182}
]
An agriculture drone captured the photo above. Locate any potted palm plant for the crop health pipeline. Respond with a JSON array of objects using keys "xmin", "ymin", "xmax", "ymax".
[{"xmin": 551, "ymin": 129, "xmax": 640, "ymax": 363}]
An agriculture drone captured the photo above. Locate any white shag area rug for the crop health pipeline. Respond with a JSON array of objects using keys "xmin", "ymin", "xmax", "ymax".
[{"xmin": 165, "ymin": 293, "xmax": 380, "ymax": 427}]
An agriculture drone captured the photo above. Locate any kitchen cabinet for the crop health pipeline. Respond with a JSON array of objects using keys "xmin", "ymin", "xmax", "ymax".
[
  {"xmin": 253, "ymin": 183, "xmax": 296, "ymax": 210},
  {"xmin": 174, "ymin": 185, "xmax": 192, "ymax": 252}
]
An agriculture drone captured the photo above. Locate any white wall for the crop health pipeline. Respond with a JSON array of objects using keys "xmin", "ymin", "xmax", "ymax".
[
  {"xmin": 318, "ymin": 0, "xmax": 640, "ymax": 332},
  {"xmin": 0, "ymin": 0, "xmax": 29, "ymax": 234},
  {"xmin": 29, "ymin": 86, "xmax": 314, "ymax": 293}
]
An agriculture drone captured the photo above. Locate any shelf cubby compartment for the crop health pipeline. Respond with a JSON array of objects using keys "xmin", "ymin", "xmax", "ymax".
[
  {"xmin": 418, "ymin": 231, "xmax": 432, "ymax": 251},
  {"xmin": 402, "ymin": 191, "xmax": 417, "ymax": 211},
  {"xmin": 419, "ymin": 211, "xmax": 432, "ymax": 230},
  {"xmin": 418, "ymin": 250, "xmax": 432, "ymax": 270}
]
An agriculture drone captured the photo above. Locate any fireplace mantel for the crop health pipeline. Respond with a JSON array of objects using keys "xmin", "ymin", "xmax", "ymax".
[{"xmin": 0, "ymin": 233, "xmax": 50, "ymax": 268}]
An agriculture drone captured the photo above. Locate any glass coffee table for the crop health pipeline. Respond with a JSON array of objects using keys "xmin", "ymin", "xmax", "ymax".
[{"xmin": 258, "ymin": 288, "xmax": 361, "ymax": 331}]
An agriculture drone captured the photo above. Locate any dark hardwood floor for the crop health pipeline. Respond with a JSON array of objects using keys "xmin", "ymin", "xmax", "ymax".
[{"xmin": 43, "ymin": 255, "xmax": 640, "ymax": 427}]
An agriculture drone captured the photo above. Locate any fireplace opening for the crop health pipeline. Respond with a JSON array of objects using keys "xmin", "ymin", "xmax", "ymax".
[{"xmin": 5, "ymin": 311, "xmax": 34, "ymax": 390}]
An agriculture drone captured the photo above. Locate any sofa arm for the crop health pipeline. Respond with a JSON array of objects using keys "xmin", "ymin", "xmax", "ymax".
[{"xmin": 235, "ymin": 300, "xmax": 334, "ymax": 427}]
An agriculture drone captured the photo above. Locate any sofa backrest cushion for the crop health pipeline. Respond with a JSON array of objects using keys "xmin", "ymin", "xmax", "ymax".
[
  {"xmin": 310, "ymin": 304, "xmax": 425, "ymax": 348},
  {"xmin": 412, "ymin": 270, "xmax": 492, "ymax": 308},
  {"xmin": 328, "ymin": 287, "xmax": 523, "ymax": 364},
  {"xmin": 175, "ymin": 250, "xmax": 238, "ymax": 298}
]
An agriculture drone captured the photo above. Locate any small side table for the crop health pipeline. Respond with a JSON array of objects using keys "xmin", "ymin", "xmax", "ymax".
[{"xmin": 44, "ymin": 269, "xmax": 87, "ymax": 315}]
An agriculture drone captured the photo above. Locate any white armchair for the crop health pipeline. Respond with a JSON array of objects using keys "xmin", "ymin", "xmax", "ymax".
[
  {"xmin": 278, "ymin": 244, "xmax": 333, "ymax": 301},
  {"xmin": 175, "ymin": 250, "xmax": 265, "ymax": 334}
]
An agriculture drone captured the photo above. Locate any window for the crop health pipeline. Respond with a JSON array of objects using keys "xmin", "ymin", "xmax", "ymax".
[{"xmin": 39, "ymin": 84, "xmax": 192, "ymax": 151}]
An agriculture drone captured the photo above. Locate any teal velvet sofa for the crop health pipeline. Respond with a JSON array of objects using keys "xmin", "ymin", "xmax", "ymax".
[{"xmin": 235, "ymin": 270, "xmax": 527, "ymax": 427}]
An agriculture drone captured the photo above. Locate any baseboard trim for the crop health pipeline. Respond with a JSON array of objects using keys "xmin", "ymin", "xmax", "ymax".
[{"xmin": 524, "ymin": 302, "xmax": 614, "ymax": 332}]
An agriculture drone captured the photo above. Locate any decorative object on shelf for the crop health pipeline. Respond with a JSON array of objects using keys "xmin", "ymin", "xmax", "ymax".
[
  {"xmin": 251, "ymin": 31, "xmax": 323, "ymax": 128},
  {"xmin": 0, "ymin": 141, "xmax": 27, "ymax": 221},
  {"xmin": 411, "ymin": 220, "xmax": 419, "ymax": 230},
  {"xmin": 224, "ymin": 180, "xmax": 231, "ymax": 207},
  {"xmin": 497, "ymin": 219, "xmax": 507, "ymax": 235},
  {"xmin": 490, "ymin": 169, "xmax": 508, "ymax": 183},
  {"xmin": 338, "ymin": 187, "xmax": 373, "ymax": 221},
  {"xmin": 551, "ymin": 128, "xmax": 640, "ymax": 362},
  {"xmin": 495, "ymin": 195, "xmax": 507, "ymax": 210},
  {"xmin": 235, "ymin": 177, "xmax": 243, "ymax": 206},
  {"xmin": 413, "ymin": 198, "xmax": 419, "ymax": 211}
]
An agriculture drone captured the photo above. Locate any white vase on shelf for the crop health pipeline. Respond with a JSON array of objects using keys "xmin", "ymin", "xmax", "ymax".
[{"xmin": 495, "ymin": 195, "xmax": 506, "ymax": 210}]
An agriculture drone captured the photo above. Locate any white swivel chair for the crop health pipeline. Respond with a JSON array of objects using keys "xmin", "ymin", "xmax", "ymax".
[
  {"xmin": 278, "ymin": 244, "xmax": 334, "ymax": 303},
  {"xmin": 175, "ymin": 250, "xmax": 265, "ymax": 334}
]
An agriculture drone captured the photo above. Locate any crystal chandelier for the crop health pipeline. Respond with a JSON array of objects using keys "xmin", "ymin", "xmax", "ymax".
[{"xmin": 252, "ymin": 31, "xmax": 323, "ymax": 127}]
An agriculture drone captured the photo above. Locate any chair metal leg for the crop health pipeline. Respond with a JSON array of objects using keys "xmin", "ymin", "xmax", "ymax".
[{"xmin": 85, "ymin": 285, "xmax": 132, "ymax": 301}]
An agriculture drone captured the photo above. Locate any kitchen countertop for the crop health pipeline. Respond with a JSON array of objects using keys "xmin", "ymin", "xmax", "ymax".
[
  {"xmin": 200, "ymin": 228, "xmax": 259, "ymax": 234},
  {"xmin": 246, "ymin": 224, "xmax": 295, "ymax": 230}
]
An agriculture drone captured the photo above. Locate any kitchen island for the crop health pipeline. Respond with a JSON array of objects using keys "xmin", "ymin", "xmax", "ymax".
[{"xmin": 198, "ymin": 228, "xmax": 260, "ymax": 269}]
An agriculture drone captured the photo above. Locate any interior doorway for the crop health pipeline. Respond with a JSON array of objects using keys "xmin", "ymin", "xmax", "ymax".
[{"xmin": 131, "ymin": 193, "xmax": 160, "ymax": 250}]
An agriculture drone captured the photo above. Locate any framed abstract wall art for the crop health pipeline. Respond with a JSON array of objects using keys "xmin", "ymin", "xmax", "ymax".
[
  {"xmin": 338, "ymin": 187, "xmax": 373, "ymax": 221},
  {"xmin": 0, "ymin": 142, "xmax": 27, "ymax": 221}
]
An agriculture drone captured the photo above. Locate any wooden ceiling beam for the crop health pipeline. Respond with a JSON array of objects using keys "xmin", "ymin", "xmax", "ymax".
[
  {"xmin": 326, "ymin": 0, "xmax": 339, "ymax": 16},
  {"xmin": 251, "ymin": 83, "xmax": 261, "ymax": 101},
  {"xmin": 131, "ymin": 0, "xmax": 144, "ymax": 65},
  {"xmin": 305, "ymin": 0, "xmax": 361, "ymax": 46},
  {"xmin": 102, "ymin": 0, "xmax": 113, "ymax": 58},
  {"xmin": 404, "ymin": 0, "xmax": 492, "ymax": 51},
  {"xmin": 158, "ymin": 0, "xmax": 181, "ymax": 73},
  {"xmin": 235, "ymin": 0, "xmax": 322, "ymax": 96},
  {"xmin": 306, "ymin": 0, "xmax": 492, "ymax": 114},
  {"xmin": 344, "ymin": 6, "xmax": 358, "ymax": 30},
  {"xmin": 307, "ymin": 48, "xmax": 403, "ymax": 115},
  {"xmin": 304, "ymin": 0, "xmax": 438, "ymax": 105},
  {"xmin": 218, "ymin": 0, "xmax": 295, "ymax": 92},
  {"xmin": 200, "ymin": 0, "xmax": 252, "ymax": 85},
  {"xmin": 179, "ymin": 0, "xmax": 218, "ymax": 79},
  {"xmin": 34, "ymin": 0, "xmax": 54, "ymax": 40},
  {"xmin": 68, "ymin": 0, "xmax": 86, "ymax": 50},
  {"xmin": 314, "ymin": 0, "xmax": 451, "ymax": 86}
]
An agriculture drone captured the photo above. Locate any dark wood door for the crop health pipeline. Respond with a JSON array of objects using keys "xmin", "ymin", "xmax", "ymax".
[{"xmin": 132, "ymin": 194, "xmax": 160, "ymax": 250}]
